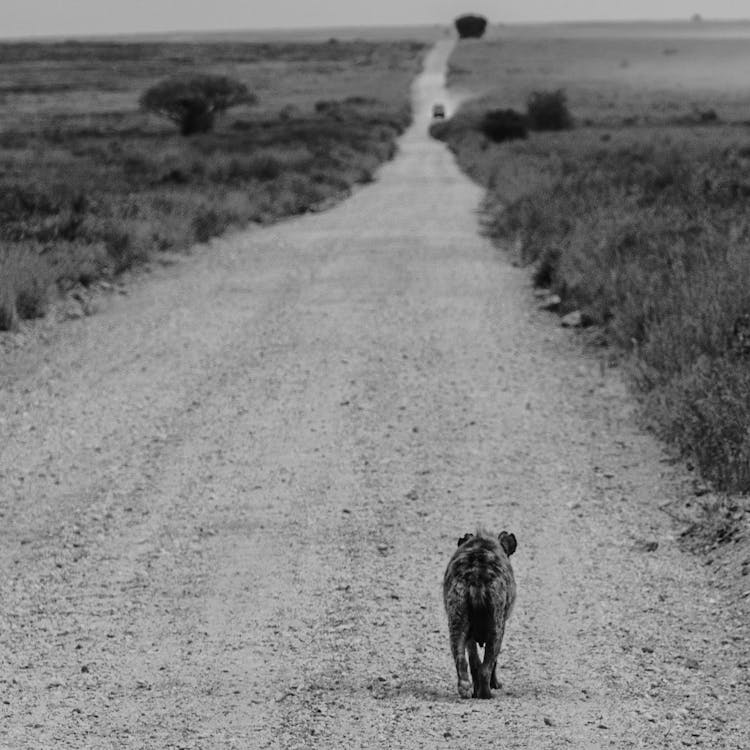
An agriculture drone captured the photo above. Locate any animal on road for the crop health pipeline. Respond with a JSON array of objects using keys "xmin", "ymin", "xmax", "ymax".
[{"xmin": 443, "ymin": 529, "xmax": 517, "ymax": 699}]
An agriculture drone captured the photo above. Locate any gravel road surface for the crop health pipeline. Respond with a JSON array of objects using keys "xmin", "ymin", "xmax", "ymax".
[{"xmin": 1, "ymin": 39, "xmax": 748, "ymax": 749}]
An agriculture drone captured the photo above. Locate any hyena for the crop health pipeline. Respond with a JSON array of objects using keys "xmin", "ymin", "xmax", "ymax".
[{"xmin": 443, "ymin": 529, "xmax": 517, "ymax": 699}]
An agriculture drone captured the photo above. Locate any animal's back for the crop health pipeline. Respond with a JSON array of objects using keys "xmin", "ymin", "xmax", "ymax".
[{"xmin": 443, "ymin": 533, "xmax": 516, "ymax": 643}]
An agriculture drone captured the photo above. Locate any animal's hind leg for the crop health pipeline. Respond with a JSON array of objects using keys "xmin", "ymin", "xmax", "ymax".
[
  {"xmin": 490, "ymin": 659, "xmax": 501, "ymax": 690},
  {"xmin": 481, "ymin": 623, "xmax": 506, "ymax": 698},
  {"xmin": 449, "ymin": 622, "xmax": 472, "ymax": 699},
  {"xmin": 467, "ymin": 638, "xmax": 481, "ymax": 698},
  {"xmin": 491, "ymin": 621, "xmax": 507, "ymax": 689}
]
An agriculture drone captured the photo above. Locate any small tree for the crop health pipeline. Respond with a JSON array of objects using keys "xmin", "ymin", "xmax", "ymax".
[
  {"xmin": 454, "ymin": 14, "xmax": 488, "ymax": 39},
  {"xmin": 526, "ymin": 89, "xmax": 573, "ymax": 131},
  {"xmin": 140, "ymin": 74, "xmax": 256, "ymax": 135}
]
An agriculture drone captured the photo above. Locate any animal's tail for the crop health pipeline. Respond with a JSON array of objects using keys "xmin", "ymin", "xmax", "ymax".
[{"xmin": 466, "ymin": 584, "xmax": 492, "ymax": 646}]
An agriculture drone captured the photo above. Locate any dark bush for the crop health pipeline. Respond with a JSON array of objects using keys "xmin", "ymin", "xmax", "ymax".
[
  {"xmin": 454, "ymin": 14, "xmax": 488, "ymax": 39},
  {"xmin": 481, "ymin": 109, "xmax": 528, "ymax": 142},
  {"xmin": 0, "ymin": 298, "xmax": 18, "ymax": 331},
  {"xmin": 345, "ymin": 95, "xmax": 378, "ymax": 106},
  {"xmin": 429, "ymin": 118, "xmax": 453, "ymax": 142},
  {"xmin": 526, "ymin": 89, "xmax": 573, "ymax": 131},
  {"xmin": 159, "ymin": 167, "xmax": 191, "ymax": 185},
  {"xmin": 192, "ymin": 207, "xmax": 234, "ymax": 243},
  {"xmin": 669, "ymin": 108, "xmax": 721, "ymax": 126},
  {"xmin": 0, "ymin": 244, "xmax": 52, "ymax": 328},
  {"xmin": 140, "ymin": 74, "xmax": 256, "ymax": 136},
  {"xmin": 101, "ymin": 226, "xmax": 149, "ymax": 274},
  {"xmin": 15, "ymin": 279, "xmax": 49, "ymax": 319}
]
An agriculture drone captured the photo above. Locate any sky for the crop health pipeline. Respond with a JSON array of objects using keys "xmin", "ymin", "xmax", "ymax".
[{"xmin": 2, "ymin": 0, "xmax": 749, "ymax": 39}]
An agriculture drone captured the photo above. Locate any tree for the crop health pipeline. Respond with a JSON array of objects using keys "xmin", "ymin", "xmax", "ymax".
[
  {"xmin": 140, "ymin": 74, "xmax": 256, "ymax": 136},
  {"xmin": 526, "ymin": 89, "xmax": 573, "ymax": 131},
  {"xmin": 454, "ymin": 14, "xmax": 488, "ymax": 39}
]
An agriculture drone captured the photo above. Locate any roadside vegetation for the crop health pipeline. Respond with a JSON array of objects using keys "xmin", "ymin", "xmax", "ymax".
[
  {"xmin": 435, "ymin": 26, "xmax": 750, "ymax": 497},
  {"xmin": 0, "ymin": 37, "xmax": 426, "ymax": 330}
]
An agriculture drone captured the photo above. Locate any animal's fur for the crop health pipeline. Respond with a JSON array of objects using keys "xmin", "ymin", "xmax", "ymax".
[{"xmin": 443, "ymin": 528, "xmax": 517, "ymax": 699}]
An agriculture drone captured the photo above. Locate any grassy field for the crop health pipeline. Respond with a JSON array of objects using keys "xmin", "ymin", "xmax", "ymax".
[
  {"xmin": 0, "ymin": 33, "xmax": 430, "ymax": 330},
  {"xmin": 437, "ymin": 21, "xmax": 750, "ymax": 499}
]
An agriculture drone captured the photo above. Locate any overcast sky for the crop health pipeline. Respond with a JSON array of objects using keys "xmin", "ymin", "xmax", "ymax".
[{"xmin": 2, "ymin": 1, "xmax": 748, "ymax": 38}]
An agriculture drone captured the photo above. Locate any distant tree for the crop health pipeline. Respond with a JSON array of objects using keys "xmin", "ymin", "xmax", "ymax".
[
  {"xmin": 140, "ymin": 74, "xmax": 256, "ymax": 135},
  {"xmin": 454, "ymin": 14, "xmax": 488, "ymax": 39}
]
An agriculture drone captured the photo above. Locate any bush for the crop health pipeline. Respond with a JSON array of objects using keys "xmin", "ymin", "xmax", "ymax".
[
  {"xmin": 454, "ymin": 14, "xmax": 488, "ymax": 39},
  {"xmin": 100, "ymin": 224, "xmax": 152, "ymax": 274},
  {"xmin": 526, "ymin": 89, "xmax": 573, "ymax": 131},
  {"xmin": 192, "ymin": 207, "xmax": 235, "ymax": 243},
  {"xmin": 140, "ymin": 74, "xmax": 256, "ymax": 136},
  {"xmin": 0, "ymin": 243, "xmax": 53, "ymax": 330},
  {"xmin": 481, "ymin": 109, "xmax": 528, "ymax": 142}
]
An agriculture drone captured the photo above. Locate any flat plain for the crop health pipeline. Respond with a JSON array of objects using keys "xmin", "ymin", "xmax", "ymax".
[{"xmin": 450, "ymin": 21, "xmax": 750, "ymax": 123}]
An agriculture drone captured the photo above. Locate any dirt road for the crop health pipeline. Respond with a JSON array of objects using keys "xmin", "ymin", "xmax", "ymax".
[{"xmin": 1, "ymin": 39, "xmax": 748, "ymax": 749}]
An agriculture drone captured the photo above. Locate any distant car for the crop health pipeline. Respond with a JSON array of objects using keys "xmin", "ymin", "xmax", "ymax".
[{"xmin": 432, "ymin": 103, "xmax": 446, "ymax": 119}]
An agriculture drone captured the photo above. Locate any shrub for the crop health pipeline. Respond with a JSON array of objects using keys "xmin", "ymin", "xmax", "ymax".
[
  {"xmin": 192, "ymin": 206, "xmax": 235, "ymax": 243},
  {"xmin": 100, "ymin": 224, "xmax": 152, "ymax": 274},
  {"xmin": 315, "ymin": 100, "xmax": 338, "ymax": 114},
  {"xmin": 429, "ymin": 118, "xmax": 453, "ymax": 142},
  {"xmin": 140, "ymin": 74, "xmax": 256, "ymax": 136},
  {"xmin": 481, "ymin": 109, "xmax": 528, "ymax": 142},
  {"xmin": 454, "ymin": 14, "xmax": 488, "ymax": 39},
  {"xmin": 0, "ymin": 243, "xmax": 53, "ymax": 330},
  {"xmin": 48, "ymin": 241, "xmax": 110, "ymax": 287},
  {"xmin": 526, "ymin": 89, "xmax": 573, "ymax": 131},
  {"xmin": 236, "ymin": 154, "xmax": 283, "ymax": 182}
]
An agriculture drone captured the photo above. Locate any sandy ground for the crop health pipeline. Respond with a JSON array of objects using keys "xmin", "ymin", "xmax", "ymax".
[{"xmin": 1, "ymin": 39, "xmax": 749, "ymax": 749}]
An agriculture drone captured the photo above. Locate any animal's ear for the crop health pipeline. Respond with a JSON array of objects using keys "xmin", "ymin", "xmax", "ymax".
[
  {"xmin": 499, "ymin": 531, "xmax": 517, "ymax": 557},
  {"xmin": 457, "ymin": 533, "xmax": 474, "ymax": 547}
]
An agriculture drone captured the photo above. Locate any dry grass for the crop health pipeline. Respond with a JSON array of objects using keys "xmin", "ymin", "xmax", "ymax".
[
  {"xmin": 449, "ymin": 21, "xmax": 750, "ymax": 125},
  {"xmin": 0, "ymin": 243, "xmax": 55, "ymax": 330},
  {"xmin": 439, "ymin": 22, "xmax": 750, "ymax": 494},
  {"xmin": 0, "ymin": 36, "xmax": 428, "ymax": 329}
]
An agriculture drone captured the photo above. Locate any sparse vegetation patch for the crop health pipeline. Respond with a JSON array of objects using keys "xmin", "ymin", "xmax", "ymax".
[
  {"xmin": 437, "ymin": 31, "xmax": 750, "ymax": 498},
  {"xmin": 0, "ymin": 37, "xmax": 425, "ymax": 330}
]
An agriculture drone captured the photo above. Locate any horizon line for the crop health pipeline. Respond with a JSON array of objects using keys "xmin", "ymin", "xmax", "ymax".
[{"xmin": 3, "ymin": 16, "xmax": 750, "ymax": 44}]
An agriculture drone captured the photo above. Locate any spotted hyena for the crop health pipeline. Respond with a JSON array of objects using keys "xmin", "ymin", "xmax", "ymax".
[{"xmin": 443, "ymin": 529, "xmax": 517, "ymax": 699}]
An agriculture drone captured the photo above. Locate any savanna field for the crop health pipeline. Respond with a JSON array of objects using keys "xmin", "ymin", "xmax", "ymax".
[
  {"xmin": 435, "ymin": 22, "xmax": 750, "ymax": 514},
  {"xmin": 0, "ymin": 33, "xmax": 428, "ymax": 329}
]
